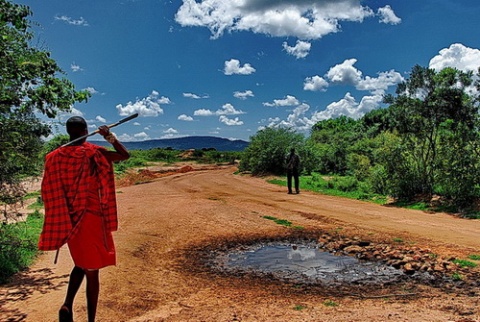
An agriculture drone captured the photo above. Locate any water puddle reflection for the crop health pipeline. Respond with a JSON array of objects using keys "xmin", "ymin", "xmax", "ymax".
[{"xmin": 214, "ymin": 242, "xmax": 411, "ymax": 285}]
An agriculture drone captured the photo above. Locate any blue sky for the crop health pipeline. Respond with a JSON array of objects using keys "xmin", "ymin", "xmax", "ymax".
[{"xmin": 17, "ymin": 0, "xmax": 480, "ymax": 141}]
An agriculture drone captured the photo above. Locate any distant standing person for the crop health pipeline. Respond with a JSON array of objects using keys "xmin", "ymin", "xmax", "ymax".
[
  {"xmin": 38, "ymin": 116, "xmax": 130, "ymax": 322},
  {"xmin": 286, "ymin": 148, "xmax": 300, "ymax": 194}
]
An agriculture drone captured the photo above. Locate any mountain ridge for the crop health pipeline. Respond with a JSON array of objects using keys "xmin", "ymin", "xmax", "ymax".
[{"xmin": 91, "ymin": 135, "xmax": 249, "ymax": 151}]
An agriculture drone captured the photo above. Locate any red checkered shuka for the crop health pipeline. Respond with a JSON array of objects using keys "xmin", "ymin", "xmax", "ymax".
[{"xmin": 38, "ymin": 142, "xmax": 118, "ymax": 251}]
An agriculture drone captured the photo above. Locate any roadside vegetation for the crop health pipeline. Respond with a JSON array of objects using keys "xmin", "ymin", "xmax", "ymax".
[
  {"xmin": 268, "ymin": 174, "xmax": 388, "ymax": 205},
  {"xmin": 0, "ymin": 210, "xmax": 43, "ymax": 284},
  {"xmin": 113, "ymin": 148, "xmax": 242, "ymax": 174},
  {"xmin": 241, "ymin": 66, "xmax": 480, "ymax": 217},
  {"xmin": 0, "ymin": 0, "xmax": 89, "ymax": 284}
]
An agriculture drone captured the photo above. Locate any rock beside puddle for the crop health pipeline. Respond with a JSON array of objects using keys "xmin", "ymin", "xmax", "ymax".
[{"xmin": 316, "ymin": 233, "xmax": 479, "ymax": 287}]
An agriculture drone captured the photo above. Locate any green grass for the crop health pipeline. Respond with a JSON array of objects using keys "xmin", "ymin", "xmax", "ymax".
[
  {"xmin": 267, "ymin": 173, "xmax": 472, "ymax": 213},
  {"xmin": 464, "ymin": 212, "xmax": 480, "ymax": 219},
  {"xmin": 452, "ymin": 259, "xmax": 477, "ymax": 268},
  {"xmin": 468, "ymin": 254, "xmax": 480, "ymax": 261},
  {"xmin": 406, "ymin": 202, "xmax": 429, "ymax": 211},
  {"xmin": 22, "ymin": 190, "xmax": 44, "ymax": 210},
  {"xmin": 0, "ymin": 211, "xmax": 44, "ymax": 284},
  {"xmin": 292, "ymin": 226, "xmax": 305, "ymax": 230},
  {"xmin": 262, "ymin": 215, "xmax": 304, "ymax": 229},
  {"xmin": 27, "ymin": 198, "xmax": 44, "ymax": 211},
  {"xmin": 293, "ymin": 305, "xmax": 306, "ymax": 311},
  {"xmin": 451, "ymin": 272, "xmax": 463, "ymax": 281},
  {"xmin": 113, "ymin": 148, "xmax": 241, "ymax": 174},
  {"xmin": 23, "ymin": 191, "xmax": 41, "ymax": 200},
  {"xmin": 263, "ymin": 215, "xmax": 292, "ymax": 227},
  {"xmin": 323, "ymin": 300, "xmax": 338, "ymax": 307},
  {"xmin": 268, "ymin": 173, "xmax": 388, "ymax": 205}
]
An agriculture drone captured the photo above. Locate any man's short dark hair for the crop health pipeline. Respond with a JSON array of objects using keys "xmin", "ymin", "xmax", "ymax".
[{"xmin": 66, "ymin": 116, "xmax": 88, "ymax": 138}]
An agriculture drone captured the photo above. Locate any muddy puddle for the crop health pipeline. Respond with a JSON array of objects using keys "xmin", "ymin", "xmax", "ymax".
[{"xmin": 209, "ymin": 240, "xmax": 434, "ymax": 286}]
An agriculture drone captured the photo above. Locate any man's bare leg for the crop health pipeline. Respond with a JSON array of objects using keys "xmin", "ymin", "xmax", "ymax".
[
  {"xmin": 61, "ymin": 266, "xmax": 85, "ymax": 321},
  {"xmin": 85, "ymin": 269, "xmax": 100, "ymax": 322}
]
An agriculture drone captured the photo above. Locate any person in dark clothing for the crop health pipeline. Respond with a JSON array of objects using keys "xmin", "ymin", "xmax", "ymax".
[{"xmin": 286, "ymin": 148, "xmax": 300, "ymax": 194}]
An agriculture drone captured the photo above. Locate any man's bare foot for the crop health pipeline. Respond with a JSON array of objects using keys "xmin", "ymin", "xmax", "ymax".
[{"xmin": 59, "ymin": 305, "xmax": 73, "ymax": 322}]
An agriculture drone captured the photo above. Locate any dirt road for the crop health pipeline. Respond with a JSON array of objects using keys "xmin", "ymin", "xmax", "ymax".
[{"xmin": 1, "ymin": 165, "xmax": 480, "ymax": 321}]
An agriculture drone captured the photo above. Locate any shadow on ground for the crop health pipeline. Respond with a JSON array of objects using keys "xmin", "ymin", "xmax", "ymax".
[{"xmin": 0, "ymin": 268, "xmax": 68, "ymax": 322}]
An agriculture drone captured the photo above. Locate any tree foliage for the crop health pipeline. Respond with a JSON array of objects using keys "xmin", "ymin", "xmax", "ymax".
[
  {"xmin": 307, "ymin": 65, "xmax": 480, "ymax": 210},
  {"xmin": 239, "ymin": 127, "xmax": 307, "ymax": 175},
  {"xmin": 309, "ymin": 116, "xmax": 363, "ymax": 174},
  {"xmin": 0, "ymin": 0, "xmax": 90, "ymax": 208},
  {"xmin": 385, "ymin": 66, "xmax": 479, "ymax": 202}
]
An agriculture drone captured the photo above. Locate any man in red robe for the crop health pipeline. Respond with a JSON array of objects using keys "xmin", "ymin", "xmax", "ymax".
[{"xmin": 39, "ymin": 116, "xmax": 130, "ymax": 322}]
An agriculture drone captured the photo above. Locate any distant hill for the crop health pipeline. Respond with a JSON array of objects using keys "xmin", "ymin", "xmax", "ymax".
[{"xmin": 91, "ymin": 136, "xmax": 249, "ymax": 151}]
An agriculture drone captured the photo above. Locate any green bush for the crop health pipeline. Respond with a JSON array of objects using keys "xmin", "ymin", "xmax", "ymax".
[
  {"xmin": 331, "ymin": 176, "xmax": 358, "ymax": 192},
  {"xmin": 194, "ymin": 150, "xmax": 242, "ymax": 164},
  {"xmin": 368, "ymin": 164, "xmax": 389, "ymax": 195},
  {"xmin": 114, "ymin": 157, "xmax": 147, "ymax": 174},
  {"xmin": 239, "ymin": 127, "xmax": 305, "ymax": 175},
  {"xmin": 346, "ymin": 153, "xmax": 371, "ymax": 181},
  {"xmin": 144, "ymin": 148, "xmax": 178, "ymax": 162},
  {"xmin": 0, "ymin": 211, "xmax": 43, "ymax": 284}
]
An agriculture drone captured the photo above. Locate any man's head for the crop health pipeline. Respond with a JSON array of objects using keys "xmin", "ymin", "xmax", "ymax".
[
  {"xmin": 290, "ymin": 148, "xmax": 295, "ymax": 154},
  {"xmin": 66, "ymin": 116, "xmax": 88, "ymax": 140}
]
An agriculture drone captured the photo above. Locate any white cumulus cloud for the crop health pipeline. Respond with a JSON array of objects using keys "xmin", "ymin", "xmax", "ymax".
[
  {"xmin": 55, "ymin": 15, "xmax": 89, "ymax": 26},
  {"xmin": 161, "ymin": 128, "xmax": 180, "ymax": 139},
  {"xmin": 117, "ymin": 132, "xmax": 150, "ymax": 142},
  {"xmin": 178, "ymin": 114, "xmax": 194, "ymax": 121},
  {"xmin": 219, "ymin": 115, "xmax": 243, "ymax": 126},
  {"xmin": 95, "ymin": 115, "xmax": 106, "ymax": 123},
  {"xmin": 224, "ymin": 59, "xmax": 256, "ymax": 75},
  {"xmin": 194, "ymin": 109, "xmax": 214, "ymax": 116},
  {"xmin": 356, "ymin": 70, "xmax": 404, "ymax": 95},
  {"xmin": 134, "ymin": 132, "xmax": 150, "ymax": 140},
  {"xmin": 324, "ymin": 58, "xmax": 403, "ymax": 94},
  {"xmin": 234, "ymin": 90, "xmax": 254, "ymax": 100},
  {"xmin": 263, "ymin": 95, "xmax": 300, "ymax": 107},
  {"xmin": 163, "ymin": 128, "xmax": 178, "ymax": 134},
  {"xmin": 183, "ymin": 92, "xmax": 209, "ymax": 99},
  {"xmin": 175, "ymin": 0, "xmax": 375, "ymax": 40},
  {"xmin": 71, "ymin": 63, "xmax": 83, "ymax": 72},
  {"xmin": 194, "ymin": 103, "xmax": 244, "ymax": 116},
  {"xmin": 310, "ymin": 93, "xmax": 383, "ymax": 123},
  {"xmin": 116, "ymin": 90, "xmax": 170, "ymax": 117},
  {"xmin": 429, "ymin": 43, "xmax": 480, "ymax": 72},
  {"xmin": 283, "ymin": 40, "xmax": 311, "ymax": 59},
  {"xmin": 83, "ymin": 87, "xmax": 98, "ymax": 95},
  {"xmin": 217, "ymin": 103, "xmax": 245, "ymax": 115},
  {"xmin": 327, "ymin": 58, "xmax": 363, "ymax": 85},
  {"xmin": 377, "ymin": 5, "xmax": 401, "ymax": 25},
  {"xmin": 303, "ymin": 75, "xmax": 329, "ymax": 92}
]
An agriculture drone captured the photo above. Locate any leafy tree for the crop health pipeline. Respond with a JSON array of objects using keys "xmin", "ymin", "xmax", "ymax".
[
  {"xmin": 359, "ymin": 107, "xmax": 395, "ymax": 138},
  {"xmin": 1, "ymin": 0, "xmax": 89, "ymax": 209},
  {"xmin": 40, "ymin": 134, "xmax": 69, "ymax": 160},
  {"xmin": 435, "ymin": 120, "xmax": 480, "ymax": 206},
  {"xmin": 384, "ymin": 65, "xmax": 480, "ymax": 202},
  {"xmin": 239, "ymin": 127, "xmax": 305, "ymax": 175},
  {"xmin": 309, "ymin": 116, "xmax": 362, "ymax": 174}
]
